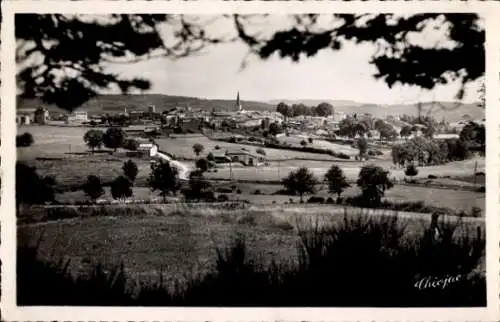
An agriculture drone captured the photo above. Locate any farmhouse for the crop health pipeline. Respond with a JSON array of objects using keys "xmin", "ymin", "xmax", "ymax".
[
  {"xmin": 16, "ymin": 107, "xmax": 50, "ymax": 125},
  {"xmin": 16, "ymin": 108, "xmax": 35, "ymax": 125},
  {"xmin": 226, "ymin": 148, "xmax": 265, "ymax": 166},
  {"xmin": 65, "ymin": 110, "xmax": 88, "ymax": 124}
]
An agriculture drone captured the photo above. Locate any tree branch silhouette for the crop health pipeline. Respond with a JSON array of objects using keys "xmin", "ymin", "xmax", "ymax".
[{"xmin": 16, "ymin": 13, "xmax": 484, "ymax": 112}]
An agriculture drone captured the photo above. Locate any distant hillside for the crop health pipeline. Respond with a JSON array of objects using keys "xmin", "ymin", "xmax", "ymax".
[
  {"xmin": 268, "ymin": 99, "xmax": 361, "ymax": 108},
  {"xmin": 18, "ymin": 95, "xmax": 484, "ymax": 122},
  {"xmin": 17, "ymin": 94, "xmax": 275, "ymax": 115},
  {"xmin": 268, "ymin": 99, "xmax": 484, "ymax": 122}
]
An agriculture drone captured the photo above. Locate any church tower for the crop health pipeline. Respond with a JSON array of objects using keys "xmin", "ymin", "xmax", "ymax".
[{"xmin": 235, "ymin": 91, "xmax": 243, "ymax": 112}]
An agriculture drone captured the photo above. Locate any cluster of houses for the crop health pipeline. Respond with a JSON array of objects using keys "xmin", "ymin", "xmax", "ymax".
[{"xmin": 16, "ymin": 107, "xmax": 88, "ymax": 125}]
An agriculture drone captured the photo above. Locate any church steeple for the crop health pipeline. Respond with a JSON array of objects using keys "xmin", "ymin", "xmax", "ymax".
[{"xmin": 235, "ymin": 91, "xmax": 242, "ymax": 112}]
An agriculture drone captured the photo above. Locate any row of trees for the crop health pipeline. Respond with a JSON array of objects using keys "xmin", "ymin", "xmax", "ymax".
[
  {"xmin": 282, "ymin": 164, "xmax": 393, "ymax": 206},
  {"xmin": 391, "ymin": 121, "xmax": 485, "ymax": 167},
  {"xmin": 83, "ymin": 127, "xmax": 139, "ymax": 153},
  {"xmin": 276, "ymin": 102, "xmax": 334, "ymax": 119}
]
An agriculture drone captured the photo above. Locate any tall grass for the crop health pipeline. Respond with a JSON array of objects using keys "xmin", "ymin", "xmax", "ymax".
[{"xmin": 18, "ymin": 212, "xmax": 485, "ymax": 307}]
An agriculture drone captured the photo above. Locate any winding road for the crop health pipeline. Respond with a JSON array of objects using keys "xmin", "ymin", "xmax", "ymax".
[{"xmin": 150, "ymin": 147, "xmax": 191, "ymax": 180}]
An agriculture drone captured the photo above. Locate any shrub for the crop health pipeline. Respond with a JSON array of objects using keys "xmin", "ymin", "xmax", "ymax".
[
  {"xmin": 428, "ymin": 174, "xmax": 438, "ymax": 179},
  {"xmin": 16, "ymin": 132, "xmax": 35, "ymax": 147},
  {"xmin": 103, "ymin": 127, "xmax": 125, "ymax": 152},
  {"xmin": 215, "ymin": 145, "xmax": 221, "ymax": 150},
  {"xmin": 253, "ymin": 189, "xmax": 261, "ymax": 195},
  {"xmin": 217, "ymin": 194, "xmax": 229, "ymax": 202},
  {"xmin": 236, "ymin": 189, "xmax": 242, "ymax": 194},
  {"xmin": 477, "ymin": 186, "xmax": 485, "ymax": 192},
  {"xmin": 216, "ymin": 187, "xmax": 233, "ymax": 194},
  {"xmin": 471, "ymin": 206, "xmax": 482, "ymax": 217},
  {"xmin": 326, "ymin": 197, "xmax": 335, "ymax": 204},
  {"xmin": 307, "ymin": 196, "xmax": 325, "ymax": 203},
  {"xmin": 122, "ymin": 139, "xmax": 139, "ymax": 151}
]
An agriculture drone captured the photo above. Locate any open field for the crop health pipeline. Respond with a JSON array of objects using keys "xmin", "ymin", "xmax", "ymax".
[
  {"xmin": 157, "ymin": 134, "xmax": 358, "ymax": 161},
  {"xmin": 276, "ymin": 134, "xmax": 359, "ymax": 156},
  {"xmin": 18, "ymin": 205, "xmax": 484, "ymax": 287},
  {"xmin": 205, "ymin": 158, "xmax": 485, "ymax": 182}
]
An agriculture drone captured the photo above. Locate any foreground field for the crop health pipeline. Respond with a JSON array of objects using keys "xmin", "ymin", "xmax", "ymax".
[{"xmin": 19, "ymin": 205, "xmax": 484, "ymax": 289}]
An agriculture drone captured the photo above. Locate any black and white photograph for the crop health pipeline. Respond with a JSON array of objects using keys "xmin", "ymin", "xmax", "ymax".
[{"xmin": 2, "ymin": 1, "xmax": 499, "ymax": 321}]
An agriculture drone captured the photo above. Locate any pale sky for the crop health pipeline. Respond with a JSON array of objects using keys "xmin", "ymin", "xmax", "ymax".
[{"xmin": 106, "ymin": 15, "xmax": 482, "ymax": 105}]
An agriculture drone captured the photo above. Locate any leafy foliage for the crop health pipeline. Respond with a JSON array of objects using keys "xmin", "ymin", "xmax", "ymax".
[
  {"xmin": 16, "ymin": 132, "xmax": 34, "ymax": 147},
  {"xmin": 103, "ymin": 127, "xmax": 125, "ymax": 152},
  {"xmin": 110, "ymin": 176, "xmax": 133, "ymax": 200},
  {"xmin": 147, "ymin": 160, "xmax": 180, "ymax": 202},
  {"xmin": 356, "ymin": 137, "xmax": 368, "ymax": 158},
  {"xmin": 282, "ymin": 167, "xmax": 318, "ymax": 202},
  {"xmin": 192, "ymin": 143, "xmax": 204, "ymax": 157},
  {"xmin": 83, "ymin": 129, "xmax": 104, "ymax": 152},
  {"xmin": 324, "ymin": 165, "xmax": 350, "ymax": 202},
  {"xmin": 82, "ymin": 175, "xmax": 104, "ymax": 202},
  {"xmin": 356, "ymin": 164, "xmax": 394, "ymax": 207},
  {"xmin": 182, "ymin": 171, "xmax": 214, "ymax": 202},
  {"xmin": 405, "ymin": 164, "xmax": 419, "ymax": 179},
  {"xmin": 195, "ymin": 158, "xmax": 210, "ymax": 173},
  {"xmin": 16, "ymin": 14, "xmax": 483, "ymax": 111},
  {"xmin": 16, "ymin": 162, "xmax": 56, "ymax": 208},
  {"xmin": 122, "ymin": 160, "xmax": 139, "ymax": 182}
]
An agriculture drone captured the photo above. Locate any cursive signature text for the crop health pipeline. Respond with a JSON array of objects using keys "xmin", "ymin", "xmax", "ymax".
[{"xmin": 414, "ymin": 275, "xmax": 463, "ymax": 290}]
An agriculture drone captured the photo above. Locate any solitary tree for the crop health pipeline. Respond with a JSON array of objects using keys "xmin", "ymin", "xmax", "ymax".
[
  {"xmin": 300, "ymin": 140, "xmax": 307, "ymax": 147},
  {"xmin": 82, "ymin": 175, "xmax": 104, "ymax": 203},
  {"xmin": 404, "ymin": 164, "xmax": 419, "ymax": 181},
  {"xmin": 256, "ymin": 148, "xmax": 266, "ymax": 156},
  {"xmin": 282, "ymin": 167, "xmax": 318, "ymax": 203},
  {"xmin": 193, "ymin": 143, "xmax": 204, "ymax": 157},
  {"xmin": 357, "ymin": 137, "xmax": 368, "ymax": 161},
  {"xmin": 324, "ymin": 165, "xmax": 350, "ymax": 203},
  {"xmin": 147, "ymin": 160, "xmax": 180, "ymax": 202},
  {"xmin": 110, "ymin": 176, "xmax": 133, "ymax": 200},
  {"xmin": 356, "ymin": 165, "xmax": 394, "ymax": 207},
  {"xmin": 268, "ymin": 122, "xmax": 282, "ymax": 136},
  {"xmin": 314, "ymin": 102, "xmax": 334, "ymax": 117},
  {"xmin": 400, "ymin": 125, "xmax": 413, "ymax": 140},
  {"xmin": 182, "ymin": 171, "xmax": 213, "ymax": 202},
  {"xmin": 196, "ymin": 158, "xmax": 210, "ymax": 173},
  {"xmin": 308, "ymin": 137, "xmax": 313, "ymax": 144},
  {"xmin": 103, "ymin": 127, "xmax": 125, "ymax": 153},
  {"xmin": 83, "ymin": 129, "xmax": 104, "ymax": 153},
  {"xmin": 122, "ymin": 160, "xmax": 139, "ymax": 182}
]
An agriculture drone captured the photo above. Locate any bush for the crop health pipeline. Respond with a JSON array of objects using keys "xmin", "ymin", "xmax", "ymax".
[
  {"xmin": 17, "ymin": 132, "xmax": 34, "ymax": 147},
  {"xmin": 335, "ymin": 152, "xmax": 351, "ymax": 159},
  {"xmin": 307, "ymin": 196, "xmax": 325, "ymax": 203},
  {"xmin": 326, "ymin": 197, "xmax": 335, "ymax": 204},
  {"xmin": 236, "ymin": 189, "xmax": 242, "ymax": 194},
  {"xmin": 216, "ymin": 187, "xmax": 233, "ymax": 194},
  {"xmin": 122, "ymin": 139, "xmax": 139, "ymax": 151},
  {"xmin": 217, "ymin": 194, "xmax": 229, "ymax": 202},
  {"xmin": 253, "ymin": 189, "xmax": 261, "ymax": 195},
  {"xmin": 428, "ymin": 174, "xmax": 438, "ymax": 179},
  {"xmin": 471, "ymin": 206, "xmax": 482, "ymax": 217},
  {"xmin": 477, "ymin": 186, "xmax": 485, "ymax": 192}
]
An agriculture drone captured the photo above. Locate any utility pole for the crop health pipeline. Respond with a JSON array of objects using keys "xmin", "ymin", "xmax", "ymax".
[{"xmin": 473, "ymin": 160, "xmax": 478, "ymax": 188}]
